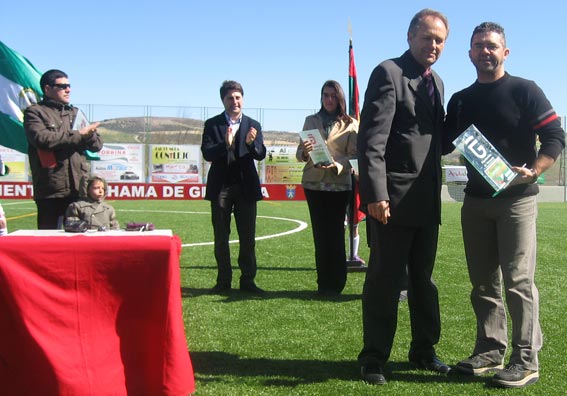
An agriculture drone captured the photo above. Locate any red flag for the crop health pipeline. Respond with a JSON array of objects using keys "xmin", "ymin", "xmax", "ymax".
[
  {"xmin": 348, "ymin": 35, "xmax": 365, "ymax": 226},
  {"xmin": 348, "ymin": 38, "xmax": 360, "ymax": 120}
]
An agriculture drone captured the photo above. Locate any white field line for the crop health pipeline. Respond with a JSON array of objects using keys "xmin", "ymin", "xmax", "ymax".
[
  {"xmin": 1, "ymin": 201, "xmax": 36, "ymax": 206},
  {"xmin": 118, "ymin": 209, "xmax": 308, "ymax": 247}
]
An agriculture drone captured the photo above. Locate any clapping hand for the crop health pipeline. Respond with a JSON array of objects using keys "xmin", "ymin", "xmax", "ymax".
[
  {"xmin": 246, "ymin": 127, "xmax": 257, "ymax": 145},
  {"xmin": 80, "ymin": 122, "xmax": 100, "ymax": 136}
]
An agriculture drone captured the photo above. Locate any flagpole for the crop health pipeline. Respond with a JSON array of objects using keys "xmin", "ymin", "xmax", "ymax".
[{"xmin": 346, "ymin": 22, "xmax": 366, "ymax": 272}]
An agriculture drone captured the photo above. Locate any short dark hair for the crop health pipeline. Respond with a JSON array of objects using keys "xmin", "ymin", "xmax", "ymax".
[
  {"xmin": 408, "ymin": 8, "xmax": 449, "ymax": 38},
  {"xmin": 39, "ymin": 69, "xmax": 68, "ymax": 94},
  {"xmin": 470, "ymin": 22, "xmax": 506, "ymax": 47},
  {"xmin": 219, "ymin": 80, "xmax": 243, "ymax": 100}
]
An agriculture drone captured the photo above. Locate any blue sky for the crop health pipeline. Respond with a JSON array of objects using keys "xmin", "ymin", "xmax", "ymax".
[{"xmin": 2, "ymin": 0, "xmax": 566, "ymax": 131}]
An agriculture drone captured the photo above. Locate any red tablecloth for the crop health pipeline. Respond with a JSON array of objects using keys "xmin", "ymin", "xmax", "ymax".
[{"xmin": 0, "ymin": 232, "xmax": 194, "ymax": 396}]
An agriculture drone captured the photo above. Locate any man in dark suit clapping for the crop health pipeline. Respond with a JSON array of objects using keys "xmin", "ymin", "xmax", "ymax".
[
  {"xmin": 357, "ymin": 9, "xmax": 450, "ymax": 384},
  {"xmin": 201, "ymin": 80, "xmax": 267, "ymax": 294}
]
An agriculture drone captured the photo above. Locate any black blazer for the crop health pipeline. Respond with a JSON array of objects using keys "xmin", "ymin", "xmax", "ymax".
[
  {"xmin": 201, "ymin": 112, "xmax": 266, "ymax": 202},
  {"xmin": 357, "ymin": 50, "xmax": 444, "ymax": 226}
]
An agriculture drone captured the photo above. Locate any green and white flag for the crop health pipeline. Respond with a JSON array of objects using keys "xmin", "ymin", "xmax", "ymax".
[{"xmin": 0, "ymin": 41, "xmax": 42, "ymax": 153}]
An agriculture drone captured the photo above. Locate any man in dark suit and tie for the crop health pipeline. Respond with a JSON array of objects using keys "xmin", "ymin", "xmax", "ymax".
[
  {"xmin": 357, "ymin": 9, "xmax": 450, "ymax": 384},
  {"xmin": 201, "ymin": 80, "xmax": 267, "ymax": 294}
]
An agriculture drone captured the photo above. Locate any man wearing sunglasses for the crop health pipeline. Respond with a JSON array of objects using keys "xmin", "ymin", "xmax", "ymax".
[{"xmin": 24, "ymin": 69, "xmax": 103, "ymax": 229}]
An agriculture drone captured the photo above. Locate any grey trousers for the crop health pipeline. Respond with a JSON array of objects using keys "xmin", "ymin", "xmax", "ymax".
[{"xmin": 461, "ymin": 195, "xmax": 542, "ymax": 370}]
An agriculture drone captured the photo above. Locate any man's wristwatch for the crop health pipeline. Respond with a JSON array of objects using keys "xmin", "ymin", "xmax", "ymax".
[{"xmin": 529, "ymin": 168, "xmax": 538, "ymax": 184}]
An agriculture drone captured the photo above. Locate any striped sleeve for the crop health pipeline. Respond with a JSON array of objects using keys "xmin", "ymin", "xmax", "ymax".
[{"xmin": 529, "ymin": 83, "xmax": 565, "ymax": 160}]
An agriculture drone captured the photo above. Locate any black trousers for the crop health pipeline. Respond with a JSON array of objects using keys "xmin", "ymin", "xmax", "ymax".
[
  {"xmin": 359, "ymin": 217, "xmax": 441, "ymax": 366},
  {"xmin": 304, "ymin": 189, "xmax": 349, "ymax": 293},
  {"xmin": 35, "ymin": 197, "xmax": 76, "ymax": 229},
  {"xmin": 210, "ymin": 184, "xmax": 257, "ymax": 286}
]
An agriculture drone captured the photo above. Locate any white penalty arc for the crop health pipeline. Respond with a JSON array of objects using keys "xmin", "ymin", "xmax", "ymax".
[
  {"xmin": 185, "ymin": 215, "xmax": 308, "ymax": 247},
  {"xmin": 118, "ymin": 210, "xmax": 308, "ymax": 247}
]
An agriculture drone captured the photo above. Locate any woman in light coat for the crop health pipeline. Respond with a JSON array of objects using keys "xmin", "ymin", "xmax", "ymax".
[{"xmin": 296, "ymin": 80, "xmax": 358, "ymax": 295}]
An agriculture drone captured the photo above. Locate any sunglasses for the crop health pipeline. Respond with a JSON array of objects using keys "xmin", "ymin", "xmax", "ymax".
[{"xmin": 52, "ymin": 83, "xmax": 71, "ymax": 90}]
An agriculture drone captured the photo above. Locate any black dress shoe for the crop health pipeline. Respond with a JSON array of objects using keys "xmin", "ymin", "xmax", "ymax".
[
  {"xmin": 240, "ymin": 282, "xmax": 265, "ymax": 294},
  {"xmin": 361, "ymin": 364, "xmax": 386, "ymax": 385},
  {"xmin": 410, "ymin": 355, "xmax": 451, "ymax": 374},
  {"xmin": 209, "ymin": 283, "xmax": 231, "ymax": 294}
]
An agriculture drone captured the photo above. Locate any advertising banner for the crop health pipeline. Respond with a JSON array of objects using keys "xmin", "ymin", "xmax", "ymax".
[
  {"xmin": 263, "ymin": 145, "xmax": 303, "ymax": 184},
  {"xmin": 0, "ymin": 182, "xmax": 306, "ymax": 201},
  {"xmin": 444, "ymin": 166, "xmax": 468, "ymax": 182},
  {"xmin": 90, "ymin": 144, "xmax": 145, "ymax": 182},
  {"xmin": 0, "ymin": 145, "xmax": 28, "ymax": 182},
  {"xmin": 149, "ymin": 144, "xmax": 201, "ymax": 183}
]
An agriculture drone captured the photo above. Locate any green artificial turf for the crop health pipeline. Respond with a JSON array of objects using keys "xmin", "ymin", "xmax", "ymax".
[{"xmin": 5, "ymin": 199, "xmax": 566, "ymax": 395}]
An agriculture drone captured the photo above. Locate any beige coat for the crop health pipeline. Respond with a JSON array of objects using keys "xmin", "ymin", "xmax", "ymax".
[{"xmin": 296, "ymin": 113, "xmax": 358, "ymax": 189}]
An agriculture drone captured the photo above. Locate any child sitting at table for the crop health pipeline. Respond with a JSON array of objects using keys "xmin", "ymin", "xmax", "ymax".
[{"xmin": 65, "ymin": 175, "xmax": 119, "ymax": 230}]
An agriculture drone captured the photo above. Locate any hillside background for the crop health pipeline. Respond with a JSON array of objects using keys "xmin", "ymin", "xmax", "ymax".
[
  {"xmin": 99, "ymin": 116, "xmax": 299, "ymax": 147},
  {"xmin": 98, "ymin": 117, "xmax": 564, "ymax": 185}
]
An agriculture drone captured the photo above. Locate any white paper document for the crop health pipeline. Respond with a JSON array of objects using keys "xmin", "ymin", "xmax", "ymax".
[
  {"xmin": 349, "ymin": 159, "xmax": 359, "ymax": 175},
  {"xmin": 298, "ymin": 129, "xmax": 333, "ymax": 166},
  {"xmin": 73, "ymin": 109, "xmax": 100, "ymax": 160},
  {"xmin": 72, "ymin": 108, "xmax": 89, "ymax": 130}
]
